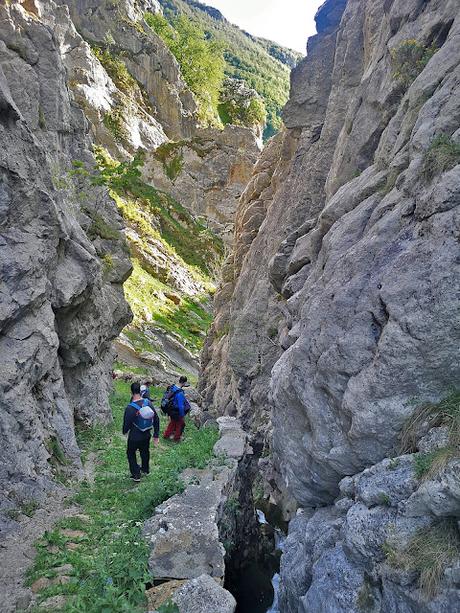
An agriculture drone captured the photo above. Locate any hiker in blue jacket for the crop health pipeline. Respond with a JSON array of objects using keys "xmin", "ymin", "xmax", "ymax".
[
  {"xmin": 163, "ymin": 376, "xmax": 190, "ymax": 442},
  {"xmin": 123, "ymin": 382, "xmax": 159, "ymax": 482}
]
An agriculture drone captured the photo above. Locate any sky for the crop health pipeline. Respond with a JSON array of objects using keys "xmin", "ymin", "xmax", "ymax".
[{"xmin": 197, "ymin": 0, "xmax": 324, "ymax": 54}]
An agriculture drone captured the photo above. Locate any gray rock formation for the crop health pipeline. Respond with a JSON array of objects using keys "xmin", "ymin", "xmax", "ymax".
[
  {"xmin": 0, "ymin": 0, "xmax": 131, "ymax": 533},
  {"xmin": 280, "ymin": 447, "xmax": 460, "ymax": 612},
  {"xmin": 171, "ymin": 574, "xmax": 236, "ymax": 613},
  {"xmin": 142, "ymin": 417, "xmax": 248, "ymax": 582},
  {"xmin": 143, "ymin": 126, "xmax": 260, "ymax": 243},
  {"xmin": 147, "ymin": 574, "xmax": 236, "ymax": 613},
  {"xmin": 57, "ymin": 0, "xmax": 197, "ymax": 142},
  {"xmin": 201, "ymin": 0, "xmax": 460, "ymax": 503},
  {"xmin": 200, "ymin": 0, "xmax": 460, "ymax": 608},
  {"xmin": 53, "ymin": 1, "xmax": 168, "ymax": 160}
]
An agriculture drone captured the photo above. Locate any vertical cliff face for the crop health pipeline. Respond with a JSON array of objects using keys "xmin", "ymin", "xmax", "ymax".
[
  {"xmin": 0, "ymin": 0, "xmax": 132, "ymax": 533},
  {"xmin": 202, "ymin": 0, "xmax": 460, "ymax": 504},
  {"xmin": 58, "ymin": 0, "xmax": 197, "ymax": 144},
  {"xmin": 142, "ymin": 126, "xmax": 260, "ymax": 244},
  {"xmin": 0, "ymin": 0, "xmax": 262, "ymax": 534},
  {"xmin": 201, "ymin": 0, "xmax": 460, "ymax": 606}
]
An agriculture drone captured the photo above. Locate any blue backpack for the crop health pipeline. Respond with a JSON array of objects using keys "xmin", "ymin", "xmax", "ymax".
[
  {"xmin": 129, "ymin": 399, "xmax": 154, "ymax": 432},
  {"xmin": 160, "ymin": 386, "xmax": 180, "ymax": 416}
]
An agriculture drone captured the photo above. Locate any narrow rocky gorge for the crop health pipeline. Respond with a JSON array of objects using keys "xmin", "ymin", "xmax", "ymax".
[
  {"xmin": 1, "ymin": 0, "xmax": 460, "ymax": 611},
  {"xmin": 0, "ymin": 0, "xmax": 285, "ymax": 610}
]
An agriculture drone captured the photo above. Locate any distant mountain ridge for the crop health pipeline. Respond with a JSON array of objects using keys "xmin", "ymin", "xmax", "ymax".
[
  {"xmin": 184, "ymin": 0, "xmax": 302, "ymax": 67},
  {"xmin": 158, "ymin": 0, "xmax": 303, "ymax": 139}
]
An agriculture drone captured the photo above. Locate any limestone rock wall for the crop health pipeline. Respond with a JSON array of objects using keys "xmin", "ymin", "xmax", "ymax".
[
  {"xmin": 279, "ymin": 425, "xmax": 460, "ymax": 612},
  {"xmin": 201, "ymin": 0, "xmax": 460, "ymax": 506},
  {"xmin": 200, "ymin": 0, "xmax": 460, "ymax": 607},
  {"xmin": 143, "ymin": 125, "xmax": 260, "ymax": 243},
  {"xmin": 57, "ymin": 0, "xmax": 197, "ymax": 146},
  {"xmin": 0, "ymin": 0, "xmax": 131, "ymax": 534}
]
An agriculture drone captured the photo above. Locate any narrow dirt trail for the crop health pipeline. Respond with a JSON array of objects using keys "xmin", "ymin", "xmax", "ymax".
[{"xmin": 0, "ymin": 461, "xmax": 96, "ymax": 613}]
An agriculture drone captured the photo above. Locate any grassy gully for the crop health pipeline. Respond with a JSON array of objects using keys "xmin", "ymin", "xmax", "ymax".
[{"xmin": 27, "ymin": 380, "xmax": 218, "ymax": 613}]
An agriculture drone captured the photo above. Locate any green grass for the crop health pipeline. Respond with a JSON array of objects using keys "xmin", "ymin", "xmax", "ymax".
[
  {"xmin": 124, "ymin": 261, "xmax": 212, "ymax": 353},
  {"xmin": 71, "ymin": 148, "xmax": 220, "ymax": 371},
  {"xmin": 27, "ymin": 380, "xmax": 218, "ymax": 613},
  {"xmin": 46, "ymin": 436, "xmax": 69, "ymax": 467},
  {"xmin": 384, "ymin": 520, "xmax": 460, "ymax": 597},
  {"xmin": 113, "ymin": 361, "xmax": 151, "ymax": 377},
  {"xmin": 93, "ymin": 148, "xmax": 224, "ymax": 278},
  {"xmin": 414, "ymin": 446, "xmax": 457, "ymax": 480},
  {"xmin": 157, "ymin": 602, "xmax": 179, "ymax": 613},
  {"xmin": 423, "ymin": 134, "xmax": 460, "ymax": 181}
]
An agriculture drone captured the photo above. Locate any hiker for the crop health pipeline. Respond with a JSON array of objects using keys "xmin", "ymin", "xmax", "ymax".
[
  {"xmin": 140, "ymin": 383, "xmax": 151, "ymax": 399},
  {"xmin": 122, "ymin": 382, "xmax": 160, "ymax": 482},
  {"xmin": 161, "ymin": 376, "xmax": 191, "ymax": 442}
]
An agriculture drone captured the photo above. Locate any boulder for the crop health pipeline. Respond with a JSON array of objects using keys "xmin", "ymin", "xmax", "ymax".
[
  {"xmin": 143, "ymin": 418, "xmax": 247, "ymax": 582},
  {"xmin": 172, "ymin": 574, "xmax": 236, "ymax": 613}
]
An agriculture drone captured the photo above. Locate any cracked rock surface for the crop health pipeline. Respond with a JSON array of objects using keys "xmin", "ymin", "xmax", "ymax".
[{"xmin": 0, "ymin": 0, "xmax": 131, "ymax": 535}]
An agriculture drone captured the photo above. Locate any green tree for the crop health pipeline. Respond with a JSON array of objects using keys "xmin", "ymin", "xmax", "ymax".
[{"xmin": 145, "ymin": 12, "xmax": 225, "ymax": 125}]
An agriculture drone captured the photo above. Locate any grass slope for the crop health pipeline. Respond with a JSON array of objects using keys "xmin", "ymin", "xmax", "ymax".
[
  {"xmin": 158, "ymin": 0, "xmax": 301, "ymax": 139},
  {"xmin": 27, "ymin": 380, "xmax": 218, "ymax": 613},
  {"xmin": 89, "ymin": 150, "xmax": 221, "ymax": 363}
]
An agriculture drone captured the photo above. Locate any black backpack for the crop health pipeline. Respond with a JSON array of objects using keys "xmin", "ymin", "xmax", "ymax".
[{"xmin": 160, "ymin": 386, "xmax": 180, "ymax": 417}]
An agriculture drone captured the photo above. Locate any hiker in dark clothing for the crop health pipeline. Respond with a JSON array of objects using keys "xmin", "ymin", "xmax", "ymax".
[
  {"xmin": 123, "ymin": 382, "xmax": 159, "ymax": 482},
  {"xmin": 163, "ymin": 376, "xmax": 190, "ymax": 442}
]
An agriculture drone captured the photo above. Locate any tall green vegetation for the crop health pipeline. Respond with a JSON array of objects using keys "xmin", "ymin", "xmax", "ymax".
[
  {"xmin": 145, "ymin": 12, "xmax": 225, "ymax": 125},
  {"xmin": 156, "ymin": 0, "xmax": 299, "ymax": 139},
  {"xmin": 217, "ymin": 79, "xmax": 267, "ymax": 128}
]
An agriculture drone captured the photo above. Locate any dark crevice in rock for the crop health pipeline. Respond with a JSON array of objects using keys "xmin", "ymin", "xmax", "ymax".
[{"xmin": 221, "ymin": 443, "xmax": 281, "ymax": 613}]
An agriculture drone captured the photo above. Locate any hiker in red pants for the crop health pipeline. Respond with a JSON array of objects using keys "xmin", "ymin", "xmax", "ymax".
[{"xmin": 162, "ymin": 376, "xmax": 190, "ymax": 442}]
